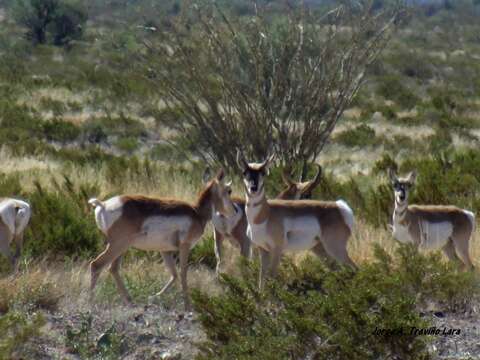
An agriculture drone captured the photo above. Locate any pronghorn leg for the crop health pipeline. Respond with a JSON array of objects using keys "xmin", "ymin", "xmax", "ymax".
[
  {"xmin": 452, "ymin": 235, "xmax": 474, "ymax": 271},
  {"xmin": 0, "ymin": 225, "xmax": 15, "ymax": 270},
  {"xmin": 156, "ymin": 251, "xmax": 178, "ymax": 296},
  {"xmin": 320, "ymin": 229, "xmax": 357, "ymax": 270},
  {"xmin": 90, "ymin": 239, "xmax": 130, "ymax": 302},
  {"xmin": 213, "ymin": 229, "xmax": 224, "ymax": 277},
  {"xmin": 442, "ymin": 239, "xmax": 461, "ymax": 265},
  {"xmin": 258, "ymin": 248, "xmax": 271, "ymax": 291},
  {"xmin": 312, "ymin": 242, "xmax": 338, "ymax": 270},
  {"xmin": 179, "ymin": 241, "xmax": 192, "ymax": 311},
  {"xmin": 12, "ymin": 232, "xmax": 25, "ymax": 272},
  {"xmin": 269, "ymin": 247, "xmax": 282, "ymax": 277},
  {"xmin": 109, "ymin": 256, "xmax": 132, "ymax": 306},
  {"xmin": 239, "ymin": 233, "xmax": 252, "ymax": 259}
]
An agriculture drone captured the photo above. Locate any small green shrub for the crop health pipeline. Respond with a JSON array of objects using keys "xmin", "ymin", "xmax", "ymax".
[
  {"xmin": 65, "ymin": 312, "xmax": 127, "ymax": 359},
  {"xmin": 190, "ymin": 236, "xmax": 216, "ymax": 270},
  {"xmin": 0, "ymin": 311, "xmax": 45, "ymax": 360},
  {"xmin": 42, "ymin": 118, "xmax": 81, "ymax": 143},
  {"xmin": 115, "ymin": 136, "xmax": 139, "ymax": 153},
  {"xmin": 24, "ymin": 176, "xmax": 102, "ymax": 259},
  {"xmin": 377, "ymin": 75, "xmax": 419, "ymax": 109},
  {"xmin": 192, "ymin": 243, "xmax": 475, "ymax": 360},
  {"xmin": 334, "ymin": 124, "xmax": 380, "ymax": 147}
]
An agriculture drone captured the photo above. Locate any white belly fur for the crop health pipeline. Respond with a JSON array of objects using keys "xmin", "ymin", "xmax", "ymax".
[
  {"xmin": 284, "ymin": 216, "xmax": 320, "ymax": 251},
  {"xmin": 392, "ymin": 222, "xmax": 414, "ymax": 245},
  {"xmin": 248, "ymin": 222, "xmax": 274, "ymax": 250},
  {"xmin": 247, "ymin": 216, "xmax": 320, "ymax": 252},
  {"xmin": 133, "ymin": 215, "xmax": 192, "ymax": 252},
  {"xmin": 212, "ymin": 203, "xmax": 243, "ymax": 235},
  {"xmin": 393, "ymin": 221, "xmax": 453, "ymax": 250},
  {"xmin": 418, "ymin": 221, "xmax": 452, "ymax": 250}
]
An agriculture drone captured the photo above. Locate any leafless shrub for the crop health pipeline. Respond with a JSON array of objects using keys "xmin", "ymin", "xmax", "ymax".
[{"xmin": 142, "ymin": 1, "xmax": 405, "ymax": 174}]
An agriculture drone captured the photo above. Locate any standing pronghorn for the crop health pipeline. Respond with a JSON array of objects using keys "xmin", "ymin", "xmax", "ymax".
[
  {"xmin": 0, "ymin": 198, "xmax": 31, "ymax": 271},
  {"xmin": 389, "ymin": 169, "xmax": 475, "ymax": 270},
  {"xmin": 211, "ymin": 165, "xmax": 322, "ymax": 276},
  {"xmin": 237, "ymin": 152, "xmax": 356, "ymax": 289},
  {"xmin": 88, "ymin": 169, "xmax": 235, "ymax": 310}
]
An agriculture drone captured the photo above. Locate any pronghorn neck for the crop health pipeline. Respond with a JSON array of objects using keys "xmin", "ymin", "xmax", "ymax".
[
  {"xmin": 245, "ymin": 187, "xmax": 269, "ymax": 224},
  {"xmin": 195, "ymin": 182, "xmax": 215, "ymax": 224},
  {"xmin": 394, "ymin": 198, "xmax": 408, "ymax": 223}
]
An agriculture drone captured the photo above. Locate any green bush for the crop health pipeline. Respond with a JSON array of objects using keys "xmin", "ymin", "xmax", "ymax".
[
  {"xmin": 65, "ymin": 312, "xmax": 127, "ymax": 359},
  {"xmin": 115, "ymin": 136, "xmax": 139, "ymax": 153},
  {"xmin": 334, "ymin": 124, "xmax": 380, "ymax": 147},
  {"xmin": 13, "ymin": 0, "xmax": 87, "ymax": 46},
  {"xmin": 23, "ymin": 176, "xmax": 102, "ymax": 259},
  {"xmin": 192, "ymin": 243, "xmax": 478, "ymax": 360},
  {"xmin": 0, "ymin": 311, "xmax": 45, "ymax": 360},
  {"xmin": 377, "ymin": 76, "xmax": 419, "ymax": 109},
  {"xmin": 190, "ymin": 236, "xmax": 216, "ymax": 270},
  {"xmin": 42, "ymin": 118, "xmax": 81, "ymax": 143}
]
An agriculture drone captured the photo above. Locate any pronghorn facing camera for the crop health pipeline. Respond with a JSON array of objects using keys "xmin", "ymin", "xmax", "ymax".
[
  {"xmin": 237, "ymin": 151, "xmax": 356, "ymax": 290},
  {"xmin": 88, "ymin": 169, "xmax": 235, "ymax": 310},
  {"xmin": 211, "ymin": 164, "xmax": 323, "ymax": 276},
  {"xmin": 0, "ymin": 198, "xmax": 31, "ymax": 271},
  {"xmin": 389, "ymin": 169, "xmax": 475, "ymax": 270}
]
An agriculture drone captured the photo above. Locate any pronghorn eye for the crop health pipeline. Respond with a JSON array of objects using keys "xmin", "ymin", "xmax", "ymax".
[{"xmin": 227, "ymin": 188, "xmax": 232, "ymax": 195}]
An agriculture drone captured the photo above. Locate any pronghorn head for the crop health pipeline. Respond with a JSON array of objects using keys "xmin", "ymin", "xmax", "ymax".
[
  {"xmin": 236, "ymin": 150, "xmax": 275, "ymax": 197},
  {"xmin": 388, "ymin": 168, "xmax": 417, "ymax": 205},
  {"xmin": 278, "ymin": 164, "xmax": 322, "ymax": 200},
  {"xmin": 204, "ymin": 168, "xmax": 236, "ymax": 217}
]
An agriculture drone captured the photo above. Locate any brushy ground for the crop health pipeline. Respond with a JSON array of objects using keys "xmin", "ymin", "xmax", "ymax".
[{"xmin": 0, "ymin": 155, "xmax": 480, "ymax": 359}]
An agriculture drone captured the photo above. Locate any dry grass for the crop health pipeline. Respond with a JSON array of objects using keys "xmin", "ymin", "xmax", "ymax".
[{"xmin": 0, "ymin": 147, "xmax": 60, "ymax": 174}]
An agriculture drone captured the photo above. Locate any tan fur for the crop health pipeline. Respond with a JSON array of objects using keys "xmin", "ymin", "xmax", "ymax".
[
  {"xmin": 212, "ymin": 167, "xmax": 322, "ymax": 276},
  {"xmin": 237, "ymin": 152, "xmax": 356, "ymax": 289},
  {"xmin": 389, "ymin": 169, "xmax": 475, "ymax": 270},
  {"xmin": 89, "ymin": 170, "xmax": 234, "ymax": 310}
]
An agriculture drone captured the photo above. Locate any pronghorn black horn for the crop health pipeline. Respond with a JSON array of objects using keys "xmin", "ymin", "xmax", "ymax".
[
  {"xmin": 302, "ymin": 164, "xmax": 322, "ymax": 195},
  {"xmin": 236, "ymin": 149, "xmax": 248, "ymax": 170},
  {"xmin": 281, "ymin": 166, "xmax": 294, "ymax": 186}
]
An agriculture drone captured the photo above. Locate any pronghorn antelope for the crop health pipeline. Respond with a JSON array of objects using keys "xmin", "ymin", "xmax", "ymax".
[
  {"xmin": 88, "ymin": 169, "xmax": 235, "ymax": 310},
  {"xmin": 0, "ymin": 198, "xmax": 31, "ymax": 271},
  {"xmin": 237, "ymin": 152, "xmax": 356, "ymax": 289},
  {"xmin": 211, "ymin": 165, "xmax": 322, "ymax": 276},
  {"xmin": 389, "ymin": 169, "xmax": 475, "ymax": 270}
]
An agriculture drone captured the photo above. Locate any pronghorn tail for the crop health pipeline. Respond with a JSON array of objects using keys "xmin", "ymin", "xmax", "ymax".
[
  {"xmin": 12, "ymin": 199, "xmax": 32, "ymax": 235},
  {"xmin": 336, "ymin": 199, "xmax": 355, "ymax": 233},
  {"xmin": 88, "ymin": 198, "xmax": 105, "ymax": 209},
  {"xmin": 464, "ymin": 210, "xmax": 476, "ymax": 241}
]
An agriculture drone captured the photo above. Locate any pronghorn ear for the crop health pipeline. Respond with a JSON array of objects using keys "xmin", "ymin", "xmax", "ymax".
[
  {"xmin": 236, "ymin": 150, "xmax": 248, "ymax": 171},
  {"xmin": 407, "ymin": 170, "xmax": 417, "ymax": 185},
  {"xmin": 215, "ymin": 168, "xmax": 225, "ymax": 182},
  {"xmin": 261, "ymin": 153, "xmax": 275, "ymax": 173},
  {"xmin": 202, "ymin": 167, "xmax": 212, "ymax": 184},
  {"xmin": 388, "ymin": 168, "xmax": 397, "ymax": 184}
]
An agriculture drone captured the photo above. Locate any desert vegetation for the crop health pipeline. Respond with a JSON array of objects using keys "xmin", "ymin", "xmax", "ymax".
[{"xmin": 1, "ymin": 0, "xmax": 480, "ymax": 359}]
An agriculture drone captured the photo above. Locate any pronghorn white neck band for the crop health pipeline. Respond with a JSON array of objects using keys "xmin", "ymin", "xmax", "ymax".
[{"xmin": 246, "ymin": 188, "xmax": 265, "ymax": 207}]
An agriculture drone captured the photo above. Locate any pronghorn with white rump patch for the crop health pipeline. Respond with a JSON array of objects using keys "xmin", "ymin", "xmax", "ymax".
[
  {"xmin": 211, "ymin": 165, "xmax": 323, "ymax": 276},
  {"xmin": 389, "ymin": 169, "xmax": 475, "ymax": 270},
  {"xmin": 0, "ymin": 198, "xmax": 31, "ymax": 271},
  {"xmin": 237, "ymin": 151, "xmax": 356, "ymax": 290},
  {"xmin": 88, "ymin": 169, "xmax": 235, "ymax": 310}
]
